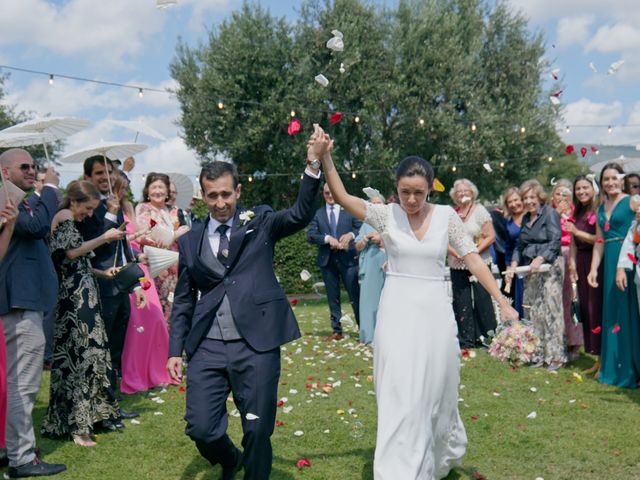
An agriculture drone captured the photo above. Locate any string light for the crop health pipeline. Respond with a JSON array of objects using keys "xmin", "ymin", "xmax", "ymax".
[
  {"xmin": 248, "ymin": 175, "xmax": 253, "ymax": 182},
  {"xmin": 217, "ymin": 101, "xmax": 225, "ymax": 109},
  {"xmin": 519, "ymin": 126, "xmax": 526, "ymax": 134},
  {"xmin": 419, "ymin": 118, "xmax": 425, "ymax": 126},
  {"xmin": 452, "ymin": 165, "xmax": 457, "ymax": 172},
  {"xmin": 471, "ymin": 123, "xmax": 477, "ymax": 133},
  {"xmin": 565, "ymin": 126, "xmax": 570, "ymax": 133},
  {"xmin": 354, "ymin": 116, "xmax": 360, "ymax": 123},
  {"xmin": 548, "ymin": 156, "xmax": 553, "ymax": 162},
  {"xmin": 290, "ymin": 110, "xmax": 296, "ymax": 117},
  {"xmin": 351, "ymin": 172, "xmax": 357, "ymax": 179},
  {"xmin": 48, "ymin": 74, "xmax": 54, "ymax": 85},
  {"xmin": 499, "ymin": 161, "xmax": 505, "ymax": 168},
  {"xmin": 608, "ymin": 125, "xmax": 613, "ymax": 134},
  {"xmin": 138, "ymin": 88, "xmax": 144, "ymax": 98}
]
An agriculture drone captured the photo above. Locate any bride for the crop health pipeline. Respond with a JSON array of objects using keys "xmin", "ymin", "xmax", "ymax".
[{"xmin": 314, "ymin": 128, "xmax": 518, "ymax": 479}]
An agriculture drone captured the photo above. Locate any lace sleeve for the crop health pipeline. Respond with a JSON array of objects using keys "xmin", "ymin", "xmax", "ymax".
[
  {"xmin": 49, "ymin": 220, "xmax": 83, "ymax": 265},
  {"xmin": 448, "ymin": 209, "xmax": 478, "ymax": 257},
  {"xmin": 364, "ymin": 202, "xmax": 389, "ymax": 233}
]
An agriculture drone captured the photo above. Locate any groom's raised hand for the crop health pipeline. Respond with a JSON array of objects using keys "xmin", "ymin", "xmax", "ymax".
[{"xmin": 167, "ymin": 356, "xmax": 184, "ymax": 382}]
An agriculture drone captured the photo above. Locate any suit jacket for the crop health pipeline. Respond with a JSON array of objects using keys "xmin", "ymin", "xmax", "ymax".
[
  {"xmin": 169, "ymin": 174, "xmax": 321, "ymax": 359},
  {"xmin": 307, "ymin": 205, "xmax": 362, "ymax": 268},
  {"xmin": 75, "ymin": 200, "xmax": 135, "ymax": 297},
  {"xmin": 0, "ymin": 186, "xmax": 59, "ymax": 315}
]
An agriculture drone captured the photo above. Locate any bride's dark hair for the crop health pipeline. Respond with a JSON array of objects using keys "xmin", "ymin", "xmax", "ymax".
[{"xmin": 395, "ymin": 156, "xmax": 434, "ymax": 186}]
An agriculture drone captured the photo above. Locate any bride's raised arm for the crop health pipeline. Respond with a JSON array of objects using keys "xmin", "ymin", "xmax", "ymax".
[{"xmin": 316, "ymin": 128, "xmax": 367, "ymax": 222}]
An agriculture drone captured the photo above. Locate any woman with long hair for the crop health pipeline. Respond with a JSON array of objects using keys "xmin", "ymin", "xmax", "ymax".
[
  {"xmin": 315, "ymin": 125, "xmax": 518, "ymax": 479},
  {"xmin": 588, "ymin": 163, "xmax": 640, "ymax": 387},
  {"xmin": 567, "ymin": 174, "xmax": 603, "ymax": 375},
  {"xmin": 501, "ymin": 187, "xmax": 525, "ymax": 317},
  {"xmin": 41, "ymin": 180, "xmax": 124, "ymax": 446}
]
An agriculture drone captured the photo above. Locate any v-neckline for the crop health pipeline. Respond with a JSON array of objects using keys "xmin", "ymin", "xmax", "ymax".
[
  {"xmin": 402, "ymin": 204, "xmax": 436, "ymax": 242},
  {"xmin": 603, "ymin": 195, "xmax": 627, "ymax": 222}
]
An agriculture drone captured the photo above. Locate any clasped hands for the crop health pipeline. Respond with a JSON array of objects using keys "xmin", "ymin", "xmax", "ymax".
[
  {"xmin": 328, "ymin": 233, "xmax": 355, "ymax": 250},
  {"xmin": 307, "ymin": 124, "xmax": 333, "ymax": 169}
]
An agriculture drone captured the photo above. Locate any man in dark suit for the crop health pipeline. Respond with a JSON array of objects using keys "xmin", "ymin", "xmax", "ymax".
[
  {"xmin": 307, "ymin": 183, "xmax": 362, "ymax": 340},
  {"xmin": 75, "ymin": 155, "xmax": 145, "ymax": 421},
  {"xmin": 0, "ymin": 149, "xmax": 67, "ymax": 477},
  {"xmin": 166, "ymin": 127, "xmax": 325, "ymax": 479}
]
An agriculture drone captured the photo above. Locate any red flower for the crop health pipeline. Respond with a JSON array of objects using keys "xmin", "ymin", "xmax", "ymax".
[
  {"xmin": 178, "ymin": 386, "xmax": 186, "ymax": 393},
  {"xmin": 580, "ymin": 147, "xmax": 588, "ymax": 157},
  {"xmin": 275, "ymin": 420, "xmax": 285, "ymax": 427},
  {"xmin": 289, "ymin": 298, "xmax": 298, "ymax": 306},
  {"xmin": 296, "ymin": 457, "xmax": 311, "ymax": 470},
  {"xmin": 612, "ymin": 324, "xmax": 621, "ymax": 334},
  {"xmin": 591, "ymin": 146, "xmax": 599, "ymax": 154},
  {"xmin": 565, "ymin": 145, "xmax": 575, "ymax": 155},
  {"xmin": 330, "ymin": 112, "xmax": 343, "ymax": 124},
  {"xmin": 277, "ymin": 400, "xmax": 285, "ymax": 407},
  {"xmin": 592, "ymin": 326, "xmax": 601, "ymax": 334},
  {"xmin": 288, "ymin": 119, "xmax": 301, "ymax": 136}
]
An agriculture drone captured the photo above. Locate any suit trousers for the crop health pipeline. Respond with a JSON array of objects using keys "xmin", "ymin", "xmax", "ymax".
[
  {"xmin": 186, "ymin": 338, "xmax": 280, "ymax": 480},
  {"xmin": 42, "ymin": 308, "xmax": 56, "ymax": 365},
  {"xmin": 1, "ymin": 310, "xmax": 45, "ymax": 467},
  {"xmin": 101, "ymin": 292, "xmax": 131, "ymax": 393},
  {"xmin": 450, "ymin": 268, "xmax": 497, "ymax": 348},
  {"xmin": 321, "ymin": 253, "xmax": 360, "ymax": 334}
]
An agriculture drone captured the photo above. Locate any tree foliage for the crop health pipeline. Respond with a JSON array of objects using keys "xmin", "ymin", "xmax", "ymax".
[{"xmin": 171, "ymin": 0, "xmax": 566, "ymax": 205}]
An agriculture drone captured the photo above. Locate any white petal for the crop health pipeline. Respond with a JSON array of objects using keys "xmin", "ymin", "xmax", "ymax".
[
  {"xmin": 315, "ymin": 74, "xmax": 329, "ymax": 87},
  {"xmin": 246, "ymin": 413, "xmax": 260, "ymax": 420}
]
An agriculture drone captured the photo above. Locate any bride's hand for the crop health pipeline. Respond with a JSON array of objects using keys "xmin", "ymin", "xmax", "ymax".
[{"xmin": 499, "ymin": 300, "xmax": 519, "ymax": 322}]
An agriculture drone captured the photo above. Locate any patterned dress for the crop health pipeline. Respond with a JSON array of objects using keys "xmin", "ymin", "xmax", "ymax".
[
  {"xmin": 42, "ymin": 220, "xmax": 119, "ymax": 437},
  {"xmin": 135, "ymin": 203, "xmax": 179, "ymax": 323}
]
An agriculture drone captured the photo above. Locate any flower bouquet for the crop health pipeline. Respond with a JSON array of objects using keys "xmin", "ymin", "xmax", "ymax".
[{"xmin": 488, "ymin": 320, "xmax": 540, "ymax": 367}]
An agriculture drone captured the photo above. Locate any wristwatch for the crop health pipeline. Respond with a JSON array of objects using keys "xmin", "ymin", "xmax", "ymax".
[{"xmin": 309, "ymin": 158, "xmax": 321, "ymax": 170}]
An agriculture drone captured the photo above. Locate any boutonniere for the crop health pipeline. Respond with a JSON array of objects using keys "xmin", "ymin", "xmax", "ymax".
[{"xmin": 238, "ymin": 210, "xmax": 255, "ymax": 226}]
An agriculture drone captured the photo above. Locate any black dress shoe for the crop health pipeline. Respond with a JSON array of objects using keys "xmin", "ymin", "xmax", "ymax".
[
  {"xmin": 101, "ymin": 419, "xmax": 126, "ymax": 431},
  {"xmin": 8, "ymin": 458, "xmax": 67, "ymax": 478},
  {"xmin": 221, "ymin": 449, "xmax": 243, "ymax": 480},
  {"xmin": 118, "ymin": 408, "xmax": 139, "ymax": 419}
]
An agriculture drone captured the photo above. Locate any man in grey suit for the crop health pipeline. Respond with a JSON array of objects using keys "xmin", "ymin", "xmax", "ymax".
[{"xmin": 0, "ymin": 149, "xmax": 67, "ymax": 477}]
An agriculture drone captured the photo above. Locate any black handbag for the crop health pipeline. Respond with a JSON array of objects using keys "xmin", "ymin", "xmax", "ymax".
[{"xmin": 112, "ymin": 239, "xmax": 144, "ymax": 293}]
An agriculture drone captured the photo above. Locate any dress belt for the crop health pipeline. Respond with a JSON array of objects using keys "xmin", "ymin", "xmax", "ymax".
[
  {"xmin": 604, "ymin": 237, "xmax": 624, "ymax": 243},
  {"xmin": 385, "ymin": 271, "xmax": 443, "ymax": 281}
]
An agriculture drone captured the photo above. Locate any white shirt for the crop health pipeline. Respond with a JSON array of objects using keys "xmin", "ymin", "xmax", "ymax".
[
  {"xmin": 207, "ymin": 216, "xmax": 234, "ymax": 257},
  {"xmin": 323, "ymin": 203, "xmax": 355, "ymax": 244}
]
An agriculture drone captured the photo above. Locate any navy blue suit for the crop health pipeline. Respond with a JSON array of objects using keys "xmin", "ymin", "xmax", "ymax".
[
  {"xmin": 0, "ymin": 187, "xmax": 58, "ymax": 315},
  {"xmin": 307, "ymin": 205, "xmax": 362, "ymax": 333},
  {"xmin": 169, "ymin": 173, "xmax": 320, "ymax": 479}
]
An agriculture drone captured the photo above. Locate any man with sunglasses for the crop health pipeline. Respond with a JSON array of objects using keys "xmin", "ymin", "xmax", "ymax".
[{"xmin": 0, "ymin": 148, "xmax": 67, "ymax": 477}]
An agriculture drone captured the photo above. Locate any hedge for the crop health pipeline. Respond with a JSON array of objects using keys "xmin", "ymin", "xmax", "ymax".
[{"xmin": 274, "ymin": 229, "xmax": 323, "ymax": 294}]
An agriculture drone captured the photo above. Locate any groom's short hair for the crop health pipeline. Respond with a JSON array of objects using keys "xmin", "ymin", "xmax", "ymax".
[{"xmin": 200, "ymin": 161, "xmax": 239, "ymax": 189}]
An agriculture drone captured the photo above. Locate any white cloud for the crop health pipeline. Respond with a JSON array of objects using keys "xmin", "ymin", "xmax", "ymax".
[
  {"xmin": 556, "ymin": 15, "xmax": 594, "ymax": 48},
  {"xmin": 586, "ymin": 23, "xmax": 640, "ymax": 53},
  {"xmin": 507, "ymin": 0, "xmax": 640, "ymax": 23}
]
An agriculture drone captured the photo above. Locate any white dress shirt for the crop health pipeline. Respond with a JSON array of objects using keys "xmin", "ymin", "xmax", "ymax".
[{"xmin": 207, "ymin": 215, "xmax": 234, "ymax": 257}]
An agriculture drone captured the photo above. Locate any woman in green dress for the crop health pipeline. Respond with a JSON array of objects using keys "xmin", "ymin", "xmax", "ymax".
[{"xmin": 588, "ymin": 163, "xmax": 640, "ymax": 387}]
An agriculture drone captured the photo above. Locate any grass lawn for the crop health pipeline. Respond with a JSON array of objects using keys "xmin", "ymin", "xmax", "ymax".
[{"xmin": 5, "ymin": 298, "xmax": 640, "ymax": 479}]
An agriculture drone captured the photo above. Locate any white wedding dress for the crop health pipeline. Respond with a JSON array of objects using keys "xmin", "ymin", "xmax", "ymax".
[{"xmin": 365, "ymin": 202, "xmax": 477, "ymax": 480}]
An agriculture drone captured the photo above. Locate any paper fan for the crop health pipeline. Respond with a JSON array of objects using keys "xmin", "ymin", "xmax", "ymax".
[
  {"xmin": 145, "ymin": 246, "xmax": 180, "ymax": 277},
  {"xmin": 150, "ymin": 224, "xmax": 174, "ymax": 247}
]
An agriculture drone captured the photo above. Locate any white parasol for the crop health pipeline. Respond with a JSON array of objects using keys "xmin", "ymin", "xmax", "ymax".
[
  {"xmin": 0, "ymin": 131, "xmax": 56, "ymax": 148},
  {"xmin": 168, "ymin": 172, "xmax": 195, "ymax": 210},
  {"xmin": 106, "ymin": 119, "xmax": 167, "ymax": 142},
  {"xmin": 145, "ymin": 246, "xmax": 179, "ymax": 277},
  {"xmin": 2, "ymin": 116, "xmax": 90, "ymax": 166},
  {"xmin": 61, "ymin": 141, "xmax": 148, "ymax": 195},
  {"xmin": 590, "ymin": 155, "xmax": 640, "ymax": 175}
]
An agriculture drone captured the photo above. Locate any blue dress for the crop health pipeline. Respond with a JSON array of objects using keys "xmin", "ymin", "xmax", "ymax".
[
  {"xmin": 504, "ymin": 219, "xmax": 524, "ymax": 318},
  {"xmin": 356, "ymin": 223, "xmax": 386, "ymax": 344},
  {"xmin": 598, "ymin": 196, "xmax": 640, "ymax": 388}
]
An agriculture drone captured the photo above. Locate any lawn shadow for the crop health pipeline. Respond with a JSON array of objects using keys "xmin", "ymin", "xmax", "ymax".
[
  {"xmin": 179, "ymin": 455, "xmax": 295, "ymax": 480},
  {"xmin": 273, "ymin": 447, "xmax": 375, "ymax": 479}
]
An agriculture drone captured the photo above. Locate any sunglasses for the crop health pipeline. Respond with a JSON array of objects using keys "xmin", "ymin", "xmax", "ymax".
[{"xmin": 19, "ymin": 163, "xmax": 36, "ymax": 172}]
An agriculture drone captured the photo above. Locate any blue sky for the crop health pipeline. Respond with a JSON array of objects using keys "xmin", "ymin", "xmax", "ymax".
[{"xmin": 1, "ymin": 0, "xmax": 639, "ymax": 196}]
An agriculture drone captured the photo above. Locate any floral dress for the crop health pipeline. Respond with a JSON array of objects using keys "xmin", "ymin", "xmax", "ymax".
[
  {"xmin": 41, "ymin": 220, "xmax": 119, "ymax": 437},
  {"xmin": 135, "ymin": 203, "xmax": 179, "ymax": 323}
]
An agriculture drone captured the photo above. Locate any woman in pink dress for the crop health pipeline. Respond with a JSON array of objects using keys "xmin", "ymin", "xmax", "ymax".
[
  {"xmin": 111, "ymin": 173, "xmax": 177, "ymax": 394},
  {"xmin": 135, "ymin": 173, "xmax": 189, "ymax": 324}
]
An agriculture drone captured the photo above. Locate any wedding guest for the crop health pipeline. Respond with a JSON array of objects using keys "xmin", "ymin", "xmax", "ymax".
[
  {"xmin": 308, "ymin": 183, "xmax": 362, "ymax": 340},
  {"xmin": 506, "ymin": 179, "xmax": 566, "ymax": 371},
  {"xmin": 0, "ymin": 201, "xmax": 18, "ymax": 458},
  {"xmin": 0, "ymin": 148, "xmax": 66, "ymax": 477},
  {"xmin": 354, "ymin": 188, "xmax": 386, "ymax": 344},
  {"xmin": 136, "ymin": 173, "xmax": 190, "ymax": 323},
  {"xmin": 77, "ymin": 155, "xmax": 145, "ymax": 419},
  {"xmin": 501, "ymin": 187, "xmax": 525, "ymax": 317},
  {"xmin": 551, "ymin": 180, "xmax": 584, "ymax": 361},
  {"xmin": 42, "ymin": 181, "xmax": 125, "ymax": 447},
  {"xmin": 623, "ymin": 173, "xmax": 640, "ymax": 195},
  {"xmin": 448, "ymin": 179, "xmax": 497, "ymax": 347},
  {"xmin": 567, "ymin": 174, "xmax": 603, "ymax": 375},
  {"xmin": 588, "ymin": 163, "xmax": 640, "ymax": 387},
  {"xmin": 114, "ymin": 174, "xmax": 177, "ymax": 394}
]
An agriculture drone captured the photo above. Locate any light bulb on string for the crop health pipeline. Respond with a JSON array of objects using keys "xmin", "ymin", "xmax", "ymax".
[
  {"xmin": 351, "ymin": 172, "xmax": 357, "ymax": 179},
  {"xmin": 138, "ymin": 88, "xmax": 144, "ymax": 98},
  {"xmin": 290, "ymin": 110, "xmax": 296, "ymax": 117},
  {"xmin": 419, "ymin": 118, "xmax": 425, "ymax": 126},
  {"xmin": 48, "ymin": 74, "xmax": 54, "ymax": 85},
  {"xmin": 499, "ymin": 161, "xmax": 505, "ymax": 168},
  {"xmin": 548, "ymin": 156, "xmax": 553, "ymax": 162},
  {"xmin": 471, "ymin": 123, "xmax": 477, "ymax": 133},
  {"xmin": 452, "ymin": 165, "xmax": 457, "ymax": 172},
  {"xmin": 519, "ymin": 126, "xmax": 526, "ymax": 134},
  {"xmin": 565, "ymin": 125, "xmax": 570, "ymax": 133},
  {"xmin": 354, "ymin": 116, "xmax": 360, "ymax": 123},
  {"xmin": 248, "ymin": 176, "xmax": 253, "ymax": 182},
  {"xmin": 608, "ymin": 125, "xmax": 613, "ymax": 134},
  {"xmin": 217, "ymin": 101, "xmax": 225, "ymax": 110}
]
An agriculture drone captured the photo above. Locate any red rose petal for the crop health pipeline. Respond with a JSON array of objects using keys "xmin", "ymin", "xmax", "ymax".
[
  {"xmin": 612, "ymin": 324, "xmax": 621, "ymax": 333},
  {"xmin": 178, "ymin": 386, "xmax": 186, "ymax": 393},
  {"xmin": 592, "ymin": 326, "xmax": 602, "ymax": 334},
  {"xmin": 288, "ymin": 119, "xmax": 301, "ymax": 136},
  {"xmin": 552, "ymin": 90, "xmax": 563, "ymax": 97},
  {"xmin": 296, "ymin": 457, "xmax": 312, "ymax": 469},
  {"xmin": 580, "ymin": 147, "xmax": 588, "ymax": 157},
  {"xmin": 289, "ymin": 298, "xmax": 299, "ymax": 306},
  {"xmin": 628, "ymin": 253, "xmax": 638, "ymax": 265},
  {"xmin": 565, "ymin": 145, "xmax": 575, "ymax": 155},
  {"xmin": 149, "ymin": 219, "xmax": 157, "ymax": 228},
  {"xmin": 276, "ymin": 420, "xmax": 285, "ymax": 427},
  {"xmin": 330, "ymin": 112, "xmax": 343, "ymax": 124},
  {"xmin": 462, "ymin": 349, "xmax": 470, "ymax": 357},
  {"xmin": 470, "ymin": 415, "xmax": 479, "ymax": 420},
  {"xmin": 591, "ymin": 146, "xmax": 599, "ymax": 154},
  {"xmin": 595, "ymin": 238, "xmax": 604, "ymax": 244},
  {"xmin": 277, "ymin": 400, "xmax": 285, "ymax": 407},
  {"xmin": 472, "ymin": 472, "xmax": 487, "ymax": 480}
]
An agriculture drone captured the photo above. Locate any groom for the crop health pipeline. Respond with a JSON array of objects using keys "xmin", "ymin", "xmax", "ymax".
[{"xmin": 167, "ymin": 127, "xmax": 326, "ymax": 479}]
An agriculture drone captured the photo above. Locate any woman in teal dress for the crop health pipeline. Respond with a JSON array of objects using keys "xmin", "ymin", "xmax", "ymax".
[
  {"xmin": 354, "ymin": 192, "xmax": 387, "ymax": 344},
  {"xmin": 588, "ymin": 162, "xmax": 640, "ymax": 387}
]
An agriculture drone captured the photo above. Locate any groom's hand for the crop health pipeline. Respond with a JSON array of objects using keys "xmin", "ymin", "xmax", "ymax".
[{"xmin": 167, "ymin": 356, "xmax": 184, "ymax": 382}]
